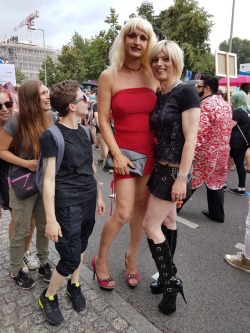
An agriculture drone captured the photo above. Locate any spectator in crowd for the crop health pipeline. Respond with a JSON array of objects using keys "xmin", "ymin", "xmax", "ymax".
[
  {"xmin": 193, "ymin": 75, "xmax": 232, "ymax": 222},
  {"xmin": 92, "ymin": 17, "xmax": 158, "ymax": 290},
  {"xmin": 225, "ymin": 193, "xmax": 250, "ymax": 272},
  {"xmin": 0, "ymin": 80, "xmax": 53, "ymax": 289},
  {"xmin": 38, "ymin": 80, "xmax": 105, "ymax": 326},
  {"xmin": 142, "ymin": 40, "xmax": 200, "ymax": 314},
  {"xmin": 229, "ymin": 91, "xmax": 250, "ymax": 196},
  {"xmin": 92, "ymin": 91, "xmax": 110, "ymax": 172},
  {"xmin": 240, "ymin": 83, "xmax": 250, "ymax": 173},
  {"xmin": 0, "ymin": 87, "xmax": 39, "ymax": 272}
]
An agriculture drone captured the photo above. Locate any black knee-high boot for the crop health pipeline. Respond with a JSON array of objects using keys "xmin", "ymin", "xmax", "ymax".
[
  {"xmin": 150, "ymin": 226, "xmax": 177, "ymax": 294},
  {"xmin": 148, "ymin": 238, "xmax": 186, "ymax": 315}
]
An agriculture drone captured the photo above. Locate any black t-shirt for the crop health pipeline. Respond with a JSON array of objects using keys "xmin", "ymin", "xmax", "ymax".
[
  {"xmin": 40, "ymin": 123, "xmax": 96, "ymax": 207},
  {"xmin": 150, "ymin": 83, "xmax": 200, "ymax": 163},
  {"xmin": 230, "ymin": 108, "xmax": 250, "ymax": 148}
]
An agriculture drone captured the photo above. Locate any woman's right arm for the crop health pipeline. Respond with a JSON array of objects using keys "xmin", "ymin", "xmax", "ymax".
[
  {"xmin": 0, "ymin": 129, "xmax": 37, "ymax": 171},
  {"xmin": 98, "ymin": 71, "xmax": 132, "ymax": 175}
]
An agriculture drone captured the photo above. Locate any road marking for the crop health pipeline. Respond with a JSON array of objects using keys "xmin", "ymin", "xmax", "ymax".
[
  {"xmin": 152, "ymin": 272, "xmax": 159, "ymax": 280},
  {"xmin": 235, "ymin": 243, "xmax": 245, "ymax": 251},
  {"xmin": 177, "ymin": 216, "xmax": 199, "ymax": 229}
]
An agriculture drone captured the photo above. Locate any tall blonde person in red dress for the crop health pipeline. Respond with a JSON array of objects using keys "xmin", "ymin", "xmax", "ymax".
[{"xmin": 92, "ymin": 17, "xmax": 158, "ymax": 290}]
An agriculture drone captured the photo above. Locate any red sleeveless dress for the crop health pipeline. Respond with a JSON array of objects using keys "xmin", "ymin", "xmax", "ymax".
[{"xmin": 111, "ymin": 87, "xmax": 157, "ymax": 181}]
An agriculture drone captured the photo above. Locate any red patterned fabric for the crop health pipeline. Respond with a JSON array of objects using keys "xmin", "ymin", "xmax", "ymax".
[
  {"xmin": 111, "ymin": 88, "xmax": 157, "ymax": 181},
  {"xmin": 192, "ymin": 95, "xmax": 232, "ymax": 190}
]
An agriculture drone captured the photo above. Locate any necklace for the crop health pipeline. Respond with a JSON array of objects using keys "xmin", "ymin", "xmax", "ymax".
[
  {"xmin": 161, "ymin": 80, "xmax": 182, "ymax": 95},
  {"xmin": 124, "ymin": 63, "xmax": 142, "ymax": 71}
]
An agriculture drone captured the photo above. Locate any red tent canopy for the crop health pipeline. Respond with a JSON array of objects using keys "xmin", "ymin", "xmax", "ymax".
[{"xmin": 219, "ymin": 75, "xmax": 250, "ymax": 86}]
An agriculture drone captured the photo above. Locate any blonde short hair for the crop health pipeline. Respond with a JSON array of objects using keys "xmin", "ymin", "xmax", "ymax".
[
  {"xmin": 149, "ymin": 40, "xmax": 184, "ymax": 79},
  {"xmin": 109, "ymin": 16, "xmax": 157, "ymax": 70}
]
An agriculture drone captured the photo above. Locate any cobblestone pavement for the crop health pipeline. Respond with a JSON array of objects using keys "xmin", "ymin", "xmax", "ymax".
[{"xmin": 0, "ymin": 210, "xmax": 162, "ymax": 333}]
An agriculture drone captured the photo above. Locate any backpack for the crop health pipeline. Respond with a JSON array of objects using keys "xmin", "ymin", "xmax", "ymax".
[{"xmin": 36, "ymin": 124, "xmax": 91, "ymax": 193}]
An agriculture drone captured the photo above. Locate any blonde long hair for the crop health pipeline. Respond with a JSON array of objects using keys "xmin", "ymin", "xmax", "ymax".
[{"xmin": 109, "ymin": 16, "xmax": 157, "ymax": 70}]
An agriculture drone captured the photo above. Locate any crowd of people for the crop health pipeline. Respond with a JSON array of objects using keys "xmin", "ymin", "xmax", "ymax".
[{"xmin": 0, "ymin": 16, "xmax": 250, "ymax": 327}]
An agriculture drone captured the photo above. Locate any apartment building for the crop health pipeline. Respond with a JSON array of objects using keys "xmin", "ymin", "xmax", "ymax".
[{"xmin": 0, "ymin": 36, "xmax": 60, "ymax": 80}]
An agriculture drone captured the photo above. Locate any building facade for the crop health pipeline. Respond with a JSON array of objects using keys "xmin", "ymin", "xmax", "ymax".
[{"xmin": 0, "ymin": 37, "xmax": 60, "ymax": 80}]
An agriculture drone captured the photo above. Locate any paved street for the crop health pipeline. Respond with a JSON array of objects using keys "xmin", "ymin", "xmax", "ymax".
[
  {"xmin": 0, "ymin": 150, "xmax": 249, "ymax": 333},
  {"xmin": 0, "ymin": 208, "xmax": 161, "ymax": 333}
]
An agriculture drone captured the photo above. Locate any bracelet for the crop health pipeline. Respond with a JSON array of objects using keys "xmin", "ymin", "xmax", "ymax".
[{"xmin": 177, "ymin": 172, "xmax": 188, "ymax": 181}]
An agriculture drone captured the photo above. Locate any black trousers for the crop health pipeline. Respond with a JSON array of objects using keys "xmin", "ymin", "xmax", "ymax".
[
  {"xmin": 206, "ymin": 186, "xmax": 224, "ymax": 222},
  {"xmin": 179, "ymin": 185, "xmax": 224, "ymax": 222},
  {"xmin": 230, "ymin": 147, "xmax": 248, "ymax": 188}
]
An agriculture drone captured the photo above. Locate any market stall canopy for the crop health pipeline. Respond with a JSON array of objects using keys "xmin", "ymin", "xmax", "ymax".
[{"xmin": 219, "ymin": 75, "xmax": 250, "ymax": 86}]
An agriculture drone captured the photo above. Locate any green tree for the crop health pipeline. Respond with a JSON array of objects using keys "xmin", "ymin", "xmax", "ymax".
[
  {"xmin": 15, "ymin": 66, "xmax": 25, "ymax": 84},
  {"xmin": 56, "ymin": 45, "xmax": 86, "ymax": 82},
  {"xmin": 130, "ymin": 1, "xmax": 166, "ymax": 40},
  {"xmin": 161, "ymin": 0, "xmax": 214, "ymax": 76},
  {"xmin": 219, "ymin": 37, "xmax": 250, "ymax": 70},
  {"xmin": 83, "ymin": 8, "xmax": 121, "ymax": 81},
  {"xmin": 39, "ymin": 56, "xmax": 59, "ymax": 87}
]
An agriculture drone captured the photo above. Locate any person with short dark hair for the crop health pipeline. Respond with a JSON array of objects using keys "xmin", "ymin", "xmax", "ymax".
[
  {"xmin": 240, "ymin": 83, "xmax": 250, "ymax": 97},
  {"xmin": 240, "ymin": 83, "xmax": 250, "ymax": 172},
  {"xmin": 193, "ymin": 75, "xmax": 232, "ymax": 221},
  {"xmin": 38, "ymin": 79, "xmax": 105, "ymax": 326}
]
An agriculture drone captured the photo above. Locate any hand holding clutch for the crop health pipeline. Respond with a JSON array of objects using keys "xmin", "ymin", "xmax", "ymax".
[{"xmin": 104, "ymin": 149, "xmax": 147, "ymax": 177}]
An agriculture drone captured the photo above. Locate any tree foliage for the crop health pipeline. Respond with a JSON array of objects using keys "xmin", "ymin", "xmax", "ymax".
[
  {"xmin": 219, "ymin": 37, "xmax": 250, "ymax": 70},
  {"xmin": 162, "ymin": 0, "xmax": 214, "ymax": 75},
  {"xmin": 39, "ymin": 56, "xmax": 59, "ymax": 87},
  {"xmin": 43, "ymin": 1, "xmax": 232, "ymax": 82},
  {"xmin": 15, "ymin": 66, "xmax": 26, "ymax": 84}
]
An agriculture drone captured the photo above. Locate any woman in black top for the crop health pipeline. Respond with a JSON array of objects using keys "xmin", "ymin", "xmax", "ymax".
[
  {"xmin": 142, "ymin": 40, "xmax": 200, "ymax": 315},
  {"xmin": 229, "ymin": 91, "xmax": 250, "ymax": 195}
]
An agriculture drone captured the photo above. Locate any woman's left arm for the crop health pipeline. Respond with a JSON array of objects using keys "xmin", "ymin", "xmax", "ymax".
[{"xmin": 171, "ymin": 107, "xmax": 200, "ymax": 201}]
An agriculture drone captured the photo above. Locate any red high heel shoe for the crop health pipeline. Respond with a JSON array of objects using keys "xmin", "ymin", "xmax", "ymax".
[
  {"xmin": 125, "ymin": 253, "xmax": 139, "ymax": 288},
  {"xmin": 91, "ymin": 256, "xmax": 115, "ymax": 291}
]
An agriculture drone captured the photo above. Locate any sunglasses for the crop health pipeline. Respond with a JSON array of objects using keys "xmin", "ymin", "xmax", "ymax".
[
  {"xmin": 0, "ymin": 101, "xmax": 13, "ymax": 111},
  {"xmin": 71, "ymin": 94, "xmax": 88, "ymax": 105}
]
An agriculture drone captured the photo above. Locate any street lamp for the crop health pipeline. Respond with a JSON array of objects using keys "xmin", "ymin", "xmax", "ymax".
[
  {"xmin": 31, "ymin": 27, "xmax": 47, "ymax": 86},
  {"xmin": 229, "ymin": 0, "xmax": 236, "ymax": 53}
]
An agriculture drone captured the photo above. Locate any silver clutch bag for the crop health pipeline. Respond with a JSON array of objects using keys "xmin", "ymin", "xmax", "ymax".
[{"xmin": 104, "ymin": 149, "xmax": 147, "ymax": 177}]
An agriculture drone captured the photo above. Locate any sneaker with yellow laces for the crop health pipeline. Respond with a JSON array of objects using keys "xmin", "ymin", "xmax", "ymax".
[{"xmin": 39, "ymin": 289, "xmax": 64, "ymax": 326}]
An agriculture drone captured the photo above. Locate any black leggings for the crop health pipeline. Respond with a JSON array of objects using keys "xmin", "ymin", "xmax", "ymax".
[{"xmin": 230, "ymin": 147, "xmax": 248, "ymax": 188}]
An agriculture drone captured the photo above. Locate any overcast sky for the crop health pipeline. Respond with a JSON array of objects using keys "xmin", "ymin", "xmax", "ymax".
[{"xmin": 1, "ymin": 0, "xmax": 248, "ymax": 53}]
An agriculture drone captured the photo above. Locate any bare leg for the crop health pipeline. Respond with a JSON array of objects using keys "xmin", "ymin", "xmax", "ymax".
[
  {"xmin": 143, "ymin": 194, "xmax": 176, "ymax": 243},
  {"xmin": 71, "ymin": 253, "xmax": 84, "ymax": 284},
  {"xmin": 96, "ymin": 178, "xmax": 136, "ymax": 285},
  {"xmin": 126, "ymin": 175, "xmax": 150, "ymax": 284},
  {"xmin": 46, "ymin": 270, "xmax": 66, "ymax": 297},
  {"xmin": 162, "ymin": 208, "xmax": 177, "ymax": 230},
  {"xmin": 245, "ymin": 149, "xmax": 250, "ymax": 172}
]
